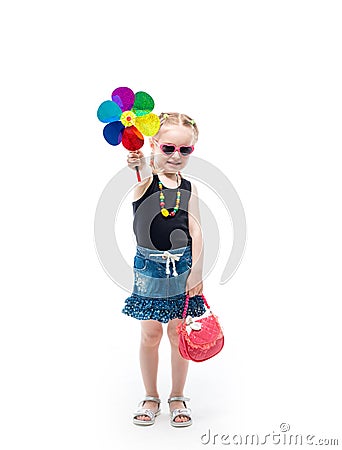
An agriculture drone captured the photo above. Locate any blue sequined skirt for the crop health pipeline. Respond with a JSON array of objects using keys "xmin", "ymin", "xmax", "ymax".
[{"xmin": 122, "ymin": 245, "xmax": 206, "ymax": 323}]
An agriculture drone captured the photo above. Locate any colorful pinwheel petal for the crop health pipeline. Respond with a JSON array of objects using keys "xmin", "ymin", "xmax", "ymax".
[
  {"xmin": 103, "ymin": 121, "xmax": 124, "ymax": 146},
  {"xmin": 122, "ymin": 126, "xmax": 144, "ymax": 151},
  {"xmin": 97, "ymin": 86, "xmax": 160, "ymax": 150},
  {"xmin": 97, "ymin": 100, "xmax": 122, "ymax": 123},
  {"xmin": 135, "ymin": 113, "xmax": 160, "ymax": 136},
  {"xmin": 111, "ymin": 87, "xmax": 134, "ymax": 112}
]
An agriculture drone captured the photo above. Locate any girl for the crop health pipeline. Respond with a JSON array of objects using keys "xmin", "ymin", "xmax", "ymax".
[{"xmin": 123, "ymin": 112, "xmax": 205, "ymax": 427}]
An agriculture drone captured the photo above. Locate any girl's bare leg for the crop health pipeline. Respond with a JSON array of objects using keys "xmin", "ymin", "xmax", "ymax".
[
  {"xmin": 167, "ymin": 318, "xmax": 190, "ymax": 423},
  {"xmin": 136, "ymin": 320, "xmax": 163, "ymax": 421}
]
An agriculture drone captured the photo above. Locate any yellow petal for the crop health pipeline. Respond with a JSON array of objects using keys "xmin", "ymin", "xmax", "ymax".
[{"xmin": 135, "ymin": 113, "xmax": 160, "ymax": 136}]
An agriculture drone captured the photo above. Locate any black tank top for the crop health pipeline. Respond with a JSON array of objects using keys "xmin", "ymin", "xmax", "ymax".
[{"xmin": 132, "ymin": 174, "xmax": 192, "ymax": 251}]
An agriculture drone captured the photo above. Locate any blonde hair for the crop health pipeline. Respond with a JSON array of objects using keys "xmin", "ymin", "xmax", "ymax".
[
  {"xmin": 154, "ymin": 112, "xmax": 199, "ymax": 142},
  {"xmin": 150, "ymin": 112, "xmax": 199, "ymax": 173}
]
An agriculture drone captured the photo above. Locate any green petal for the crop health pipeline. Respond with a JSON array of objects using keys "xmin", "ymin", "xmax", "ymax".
[{"xmin": 132, "ymin": 91, "xmax": 154, "ymax": 116}]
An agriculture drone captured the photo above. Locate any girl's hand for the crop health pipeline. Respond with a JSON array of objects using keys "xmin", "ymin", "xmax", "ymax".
[
  {"xmin": 186, "ymin": 272, "xmax": 203, "ymax": 297},
  {"xmin": 127, "ymin": 150, "xmax": 146, "ymax": 171}
]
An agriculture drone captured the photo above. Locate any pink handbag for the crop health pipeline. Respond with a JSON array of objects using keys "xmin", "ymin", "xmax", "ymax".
[{"xmin": 177, "ymin": 293, "xmax": 224, "ymax": 362}]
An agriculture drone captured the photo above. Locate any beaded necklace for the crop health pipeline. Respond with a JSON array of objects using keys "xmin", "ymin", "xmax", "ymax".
[{"xmin": 158, "ymin": 173, "xmax": 181, "ymax": 218}]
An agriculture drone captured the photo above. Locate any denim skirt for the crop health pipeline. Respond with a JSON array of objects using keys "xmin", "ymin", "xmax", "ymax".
[{"xmin": 122, "ymin": 245, "xmax": 206, "ymax": 323}]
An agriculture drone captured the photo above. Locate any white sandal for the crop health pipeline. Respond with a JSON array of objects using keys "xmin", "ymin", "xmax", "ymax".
[
  {"xmin": 168, "ymin": 396, "xmax": 192, "ymax": 427},
  {"xmin": 133, "ymin": 396, "xmax": 161, "ymax": 426}
]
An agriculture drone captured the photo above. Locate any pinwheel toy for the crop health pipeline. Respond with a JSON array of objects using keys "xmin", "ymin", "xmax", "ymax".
[{"xmin": 97, "ymin": 86, "xmax": 160, "ymax": 182}]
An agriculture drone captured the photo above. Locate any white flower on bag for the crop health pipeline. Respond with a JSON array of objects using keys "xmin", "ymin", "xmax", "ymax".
[{"xmin": 185, "ymin": 315, "xmax": 202, "ymax": 331}]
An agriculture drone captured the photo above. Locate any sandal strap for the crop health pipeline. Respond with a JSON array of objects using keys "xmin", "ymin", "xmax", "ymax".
[
  {"xmin": 133, "ymin": 408, "xmax": 156, "ymax": 420},
  {"xmin": 168, "ymin": 396, "xmax": 190, "ymax": 403},
  {"xmin": 139, "ymin": 396, "xmax": 161, "ymax": 407},
  {"xmin": 170, "ymin": 407, "xmax": 192, "ymax": 421}
]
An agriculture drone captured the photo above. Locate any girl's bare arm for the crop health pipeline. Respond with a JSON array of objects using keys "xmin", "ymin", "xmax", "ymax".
[{"xmin": 187, "ymin": 182, "xmax": 204, "ymax": 295}]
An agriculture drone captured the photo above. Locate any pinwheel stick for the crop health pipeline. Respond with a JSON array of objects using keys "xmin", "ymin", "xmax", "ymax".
[
  {"xmin": 128, "ymin": 149, "xmax": 142, "ymax": 182},
  {"xmin": 135, "ymin": 165, "xmax": 141, "ymax": 182}
]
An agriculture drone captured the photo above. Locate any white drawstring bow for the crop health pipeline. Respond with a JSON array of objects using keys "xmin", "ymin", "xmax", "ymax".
[{"xmin": 150, "ymin": 250, "xmax": 182, "ymax": 276}]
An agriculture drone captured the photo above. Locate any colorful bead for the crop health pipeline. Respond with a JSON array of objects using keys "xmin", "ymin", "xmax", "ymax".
[{"xmin": 159, "ymin": 174, "xmax": 181, "ymax": 218}]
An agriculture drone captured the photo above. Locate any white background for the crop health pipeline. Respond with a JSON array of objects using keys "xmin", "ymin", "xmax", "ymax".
[{"xmin": 1, "ymin": 1, "xmax": 341, "ymax": 449}]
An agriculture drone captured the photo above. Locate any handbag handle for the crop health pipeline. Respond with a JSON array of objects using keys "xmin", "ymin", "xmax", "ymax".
[{"xmin": 182, "ymin": 293, "xmax": 211, "ymax": 319}]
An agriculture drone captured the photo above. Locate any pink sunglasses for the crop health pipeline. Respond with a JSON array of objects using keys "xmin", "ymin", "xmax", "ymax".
[{"xmin": 153, "ymin": 139, "xmax": 195, "ymax": 156}]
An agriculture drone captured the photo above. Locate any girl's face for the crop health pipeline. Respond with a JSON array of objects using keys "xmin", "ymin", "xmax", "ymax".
[{"xmin": 151, "ymin": 125, "xmax": 195, "ymax": 174}]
